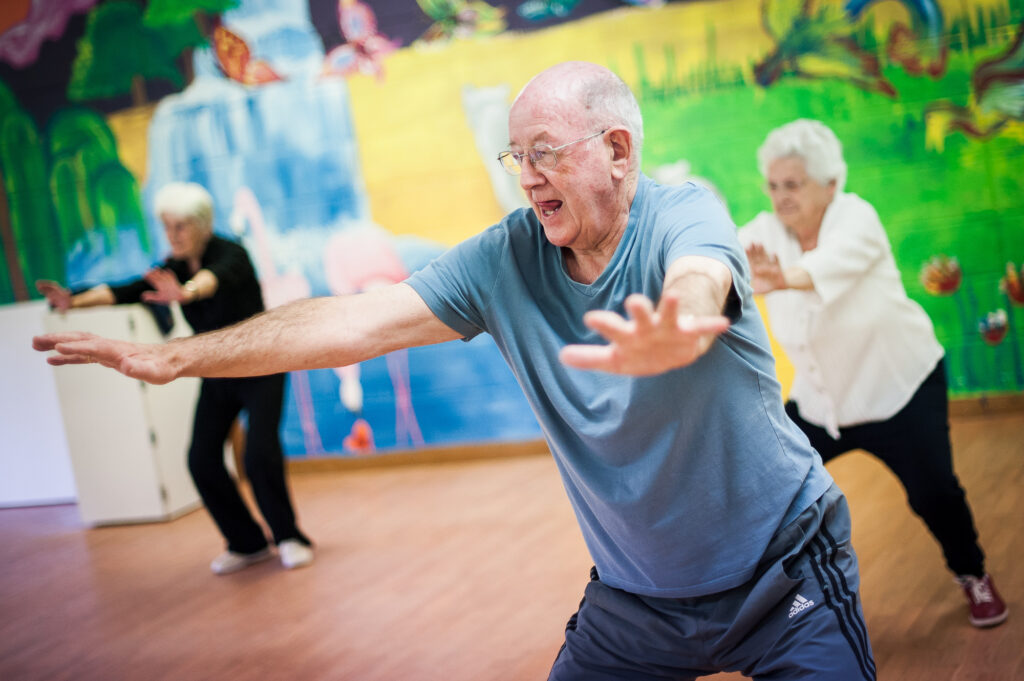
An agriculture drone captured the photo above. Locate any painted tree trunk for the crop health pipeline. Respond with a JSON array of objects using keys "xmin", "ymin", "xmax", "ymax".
[{"xmin": 0, "ymin": 167, "xmax": 29, "ymax": 301}]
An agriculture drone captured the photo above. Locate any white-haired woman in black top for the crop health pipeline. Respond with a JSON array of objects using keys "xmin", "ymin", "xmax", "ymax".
[{"xmin": 38, "ymin": 182, "xmax": 313, "ymax": 575}]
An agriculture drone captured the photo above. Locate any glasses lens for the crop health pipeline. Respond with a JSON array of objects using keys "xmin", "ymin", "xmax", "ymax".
[
  {"xmin": 499, "ymin": 152, "xmax": 522, "ymax": 175},
  {"xmin": 531, "ymin": 146, "xmax": 556, "ymax": 170}
]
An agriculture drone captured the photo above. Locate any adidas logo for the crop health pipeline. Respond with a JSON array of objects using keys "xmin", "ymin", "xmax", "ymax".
[{"xmin": 788, "ymin": 593, "xmax": 815, "ymax": 618}]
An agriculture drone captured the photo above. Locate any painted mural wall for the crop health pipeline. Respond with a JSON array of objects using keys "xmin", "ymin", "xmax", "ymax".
[{"xmin": 1, "ymin": 0, "xmax": 1021, "ymax": 458}]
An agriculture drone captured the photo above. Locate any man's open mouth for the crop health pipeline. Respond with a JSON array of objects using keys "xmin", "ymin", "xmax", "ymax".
[{"xmin": 537, "ymin": 200, "xmax": 562, "ymax": 217}]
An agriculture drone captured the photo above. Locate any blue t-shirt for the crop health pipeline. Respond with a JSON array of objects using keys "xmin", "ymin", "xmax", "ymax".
[{"xmin": 406, "ymin": 176, "xmax": 832, "ymax": 597}]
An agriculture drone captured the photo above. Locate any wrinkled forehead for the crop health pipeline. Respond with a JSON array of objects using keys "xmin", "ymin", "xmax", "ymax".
[
  {"xmin": 766, "ymin": 155, "xmax": 810, "ymax": 179},
  {"xmin": 508, "ymin": 89, "xmax": 584, "ymax": 147}
]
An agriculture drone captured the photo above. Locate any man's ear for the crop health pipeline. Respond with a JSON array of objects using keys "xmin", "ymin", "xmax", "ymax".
[{"xmin": 607, "ymin": 129, "xmax": 632, "ymax": 180}]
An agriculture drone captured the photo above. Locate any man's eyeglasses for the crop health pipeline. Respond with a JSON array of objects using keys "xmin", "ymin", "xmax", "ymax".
[{"xmin": 497, "ymin": 130, "xmax": 607, "ymax": 176}]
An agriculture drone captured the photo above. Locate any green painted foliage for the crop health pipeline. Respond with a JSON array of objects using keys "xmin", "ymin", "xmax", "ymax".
[
  {"xmin": 49, "ymin": 156, "xmax": 90, "ymax": 250},
  {"xmin": 0, "ymin": 82, "xmax": 63, "ymax": 300},
  {"xmin": 93, "ymin": 163, "xmax": 149, "ymax": 252},
  {"xmin": 46, "ymin": 108, "xmax": 148, "ymax": 256},
  {"xmin": 68, "ymin": 0, "xmax": 184, "ymax": 103},
  {"xmin": 47, "ymin": 108, "xmax": 121, "ymax": 249},
  {"xmin": 0, "ymin": 238, "xmax": 11, "ymax": 303},
  {"xmin": 143, "ymin": 0, "xmax": 239, "ymax": 26},
  {"xmin": 48, "ymin": 108, "xmax": 118, "ymax": 160},
  {"xmin": 636, "ymin": 8, "xmax": 1024, "ymax": 395}
]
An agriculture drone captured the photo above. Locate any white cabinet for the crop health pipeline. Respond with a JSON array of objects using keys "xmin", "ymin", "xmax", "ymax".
[
  {"xmin": 45, "ymin": 304, "xmax": 202, "ymax": 525},
  {"xmin": 0, "ymin": 301, "xmax": 76, "ymax": 507}
]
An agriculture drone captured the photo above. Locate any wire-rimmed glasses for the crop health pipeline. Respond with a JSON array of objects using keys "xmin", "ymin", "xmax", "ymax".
[{"xmin": 497, "ymin": 130, "xmax": 607, "ymax": 175}]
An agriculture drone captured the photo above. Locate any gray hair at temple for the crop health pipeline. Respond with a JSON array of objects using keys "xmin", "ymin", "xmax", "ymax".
[
  {"xmin": 579, "ymin": 69, "xmax": 645, "ymax": 162},
  {"xmin": 757, "ymin": 119, "xmax": 847, "ymax": 193},
  {"xmin": 154, "ymin": 182, "xmax": 215, "ymax": 235},
  {"xmin": 517, "ymin": 63, "xmax": 645, "ymax": 165}
]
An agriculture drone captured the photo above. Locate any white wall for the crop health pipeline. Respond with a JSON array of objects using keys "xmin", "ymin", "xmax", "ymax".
[{"xmin": 0, "ymin": 301, "xmax": 76, "ymax": 507}]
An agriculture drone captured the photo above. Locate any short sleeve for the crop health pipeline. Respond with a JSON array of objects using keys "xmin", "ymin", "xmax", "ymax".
[
  {"xmin": 798, "ymin": 195, "xmax": 887, "ymax": 305},
  {"xmin": 404, "ymin": 223, "xmax": 510, "ymax": 340},
  {"xmin": 660, "ymin": 187, "xmax": 749, "ymax": 322}
]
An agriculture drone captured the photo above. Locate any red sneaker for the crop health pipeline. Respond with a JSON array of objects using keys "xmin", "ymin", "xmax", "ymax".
[{"xmin": 957, "ymin": 574, "xmax": 1009, "ymax": 628}]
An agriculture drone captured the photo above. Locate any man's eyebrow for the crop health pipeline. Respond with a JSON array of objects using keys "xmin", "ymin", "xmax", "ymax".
[{"xmin": 509, "ymin": 133, "xmax": 548, "ymax": 148}]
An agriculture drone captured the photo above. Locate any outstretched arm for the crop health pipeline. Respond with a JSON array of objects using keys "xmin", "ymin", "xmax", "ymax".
[
  {"xmin": 743, "ymin": 243, "xmax": 813, "ymax": 294},
  {"xmin": 36, "ymin": 280, "xmax": 115, "ymax": 311},
  {"xmin": 559, "ymin": 255, "xmax": 732, "ymax": 376},
  {"xmin": 33, "ymin": 283, "xmax": 461, "ymax": 384},
  {"xmin": 140, "ymin": 268, "xmax": 219, "ymax": 305}
]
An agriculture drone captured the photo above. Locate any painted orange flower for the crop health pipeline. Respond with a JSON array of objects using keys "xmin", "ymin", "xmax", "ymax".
[
  {"xmin": 920, "ymin": 255, "xmax": 962, "ymax": 296},
  {"xmin": 999, "ymin": 262, "xmax": 1024, "ymax": 305},
  {"xmin": 343, "ymin": 418, "xmax": 376, "ymax": 455}
]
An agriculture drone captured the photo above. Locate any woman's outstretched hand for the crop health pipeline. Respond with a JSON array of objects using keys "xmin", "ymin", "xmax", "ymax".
[
  {"xmin": 744, "ymin": 243, "xmax": 787, "ymax": 294},
  {"xmin": 35, "ymin": 280, "xmax": 73, "ymax": 311},
  {"xmin": 141, "ymin": 268, "xmax": 188, "ymax": 304}
]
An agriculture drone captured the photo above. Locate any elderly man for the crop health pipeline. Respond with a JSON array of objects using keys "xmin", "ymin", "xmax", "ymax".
[{"xmin": 36, "ymin": 63, "xmax": 874, "ymax": 680}]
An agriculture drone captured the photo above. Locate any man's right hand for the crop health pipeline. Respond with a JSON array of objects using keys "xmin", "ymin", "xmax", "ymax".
[
  {"xmin": 32, "ymin": 332, "xmax": 179, "ymax": 385},
  {"xmin": 36, "ymin": 280, "xmax": 72, "ymax": 311}
]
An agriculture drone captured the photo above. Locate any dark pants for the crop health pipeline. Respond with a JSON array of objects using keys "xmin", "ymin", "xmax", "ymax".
[
  {"xmin": 785, "ymin": 362, "xmax": 984, "ymax": 577},
  {"xmin": 549, "ymin": 485, "xmax": 875, "ymax": 680},
  {"xmin": 188, "ymin": 374, "xmax": 309, "ymax": 554}
]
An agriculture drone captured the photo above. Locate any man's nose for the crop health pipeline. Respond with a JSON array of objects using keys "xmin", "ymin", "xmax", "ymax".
[{"xmin": 519, "ymin": 160, "xmax": 544, "ymax": 190}]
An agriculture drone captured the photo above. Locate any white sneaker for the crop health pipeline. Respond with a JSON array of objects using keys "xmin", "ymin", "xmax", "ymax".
[
  {"xmin": 210, "ymin": 547, "xmax": 273, "ymax": 575},
  {"xmin": 278, "ymin": 539, "xmax": 314, "ymax": 570}
]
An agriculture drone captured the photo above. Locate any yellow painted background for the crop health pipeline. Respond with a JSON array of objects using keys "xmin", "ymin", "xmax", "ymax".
[
  {"xmin": 114, "ymin": 0, "xmax": 973, "ymax": 393},
  {"xmin": 345, "ymin": 0, "xmax": 772, "ymax": 244},
  {"xmin": 343, "ymin": 0, "xmax": 794, "ymax": 390}
]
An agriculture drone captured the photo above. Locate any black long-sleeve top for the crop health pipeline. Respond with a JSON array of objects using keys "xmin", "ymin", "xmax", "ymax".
[{"xmin": 109, "ymin": 235, "xmax": 265, "ymax": 334}]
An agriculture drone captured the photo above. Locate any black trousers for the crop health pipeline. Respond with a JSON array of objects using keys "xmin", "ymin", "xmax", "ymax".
[
  {"xmin": 785, "ymin": 362, "xmax": 984, "ymax": 577},
  {"xmin": 188, "ymin": 374, "xmax": 309, "ymax": 554}
]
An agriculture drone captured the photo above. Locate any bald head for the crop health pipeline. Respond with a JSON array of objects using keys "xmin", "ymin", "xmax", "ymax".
[
  {"xmin": 513, "ymin": 62, "xmax": 644, "ymax": 163},
  {"xmin": 507, "ymin": 62, "xmax": 643, "ymax": 260}
]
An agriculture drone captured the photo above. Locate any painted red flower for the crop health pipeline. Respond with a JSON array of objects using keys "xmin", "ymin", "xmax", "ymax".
[{"xmin": 978, "ymin": 309, "xmax": 1008, "ymax": 346}]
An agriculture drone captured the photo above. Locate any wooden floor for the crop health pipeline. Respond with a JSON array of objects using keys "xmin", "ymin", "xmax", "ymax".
[{"xmin": 2, "ymin": 410, "xmax": 1021, "ymax": 681}]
